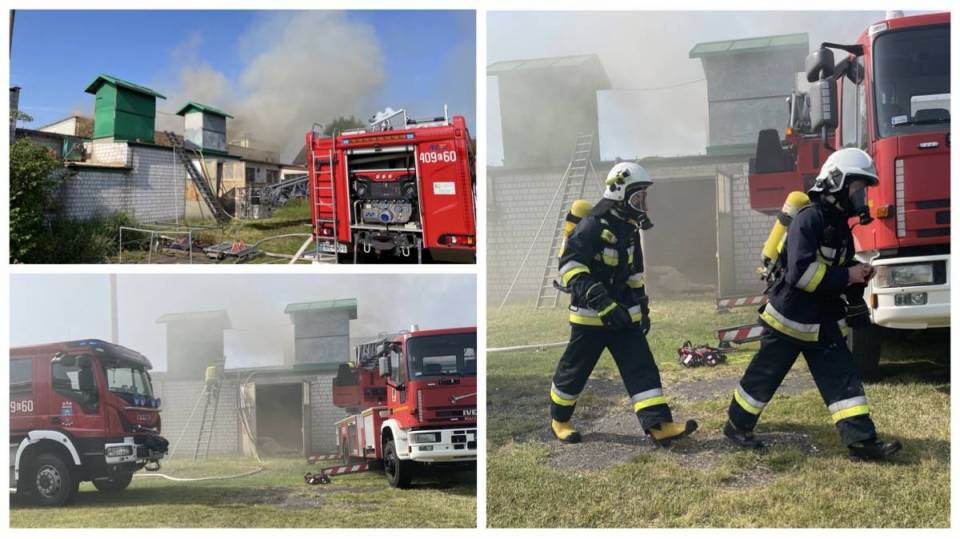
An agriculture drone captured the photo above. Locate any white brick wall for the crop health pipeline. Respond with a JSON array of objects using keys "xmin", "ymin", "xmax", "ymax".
[
  {"xmin": 62, "ymin": 142, "xmax": 185, "ymax": 223},
  {"xmin": 488, "ymin": 160, "xmax": 774, "ymax": 302}
]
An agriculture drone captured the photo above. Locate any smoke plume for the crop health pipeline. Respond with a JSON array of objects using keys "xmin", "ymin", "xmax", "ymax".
[{"xmin": 164, "ymin": 11, "xmax": 386, "ymax": 161}]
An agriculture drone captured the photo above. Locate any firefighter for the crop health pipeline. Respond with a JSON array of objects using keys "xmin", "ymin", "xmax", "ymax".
[
  {"xmin": 723, "ymin": 148, "xmax": 902, "ymax": 460},
  {"xmin": 550, "ymin": 162, "xmax": 698, "ymax": 446}
]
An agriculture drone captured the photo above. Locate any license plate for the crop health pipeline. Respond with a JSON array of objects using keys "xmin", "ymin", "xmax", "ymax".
[{"xmin": 318, "ymin": 241, "xmax": 347, "ymax": 254}]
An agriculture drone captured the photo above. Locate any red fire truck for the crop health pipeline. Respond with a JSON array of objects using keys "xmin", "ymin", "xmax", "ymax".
[
  {"xmin": 748, "ymin": 12, "xmax": 950, "ymax": 376},
  {"xmin": 9, "ymin": 340, "xmax": 168, "ymax": 506},
  {"xmin": 305, "ymin": 108, "xmax": 476, "ymax": 263},
  {"xmin": 331, "ymin": 327, "xmax": 477, "ymax": 487}
]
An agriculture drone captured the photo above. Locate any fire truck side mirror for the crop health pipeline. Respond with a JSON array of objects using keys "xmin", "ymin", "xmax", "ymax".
[
  {"xmin": 805, "ymin": 47, "xmax": 835, "ymax": 83},
  {"xmin": 379, "ymin": 356, "xmax": 390, "ymax": 377},
  {"xmin": 809, "ymin": 79, "xmax": 838, "ymax": 132}
]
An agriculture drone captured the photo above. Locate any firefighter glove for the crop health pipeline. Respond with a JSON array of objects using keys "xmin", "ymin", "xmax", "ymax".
[{"xmin": 636, "ymin": 294, "xmax": 651, "ymax": 335}]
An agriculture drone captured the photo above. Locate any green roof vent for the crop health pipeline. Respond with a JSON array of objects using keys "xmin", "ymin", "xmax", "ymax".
[{"xmin": 85, "ymin": 74, "xmax": 165, "ymax": 143}]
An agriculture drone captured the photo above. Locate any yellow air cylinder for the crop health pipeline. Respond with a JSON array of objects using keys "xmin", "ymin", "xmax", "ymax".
[
  {"xmin": 204, "ymin": 365, "xmax": 218, "ymax": 384},
  {"xmin": 761, "ymin": 191, "xmax": 810, "ymax": 269},
  {"xmin": 559, "ymin": 199, "xmax": 594, "ymax": 256}
]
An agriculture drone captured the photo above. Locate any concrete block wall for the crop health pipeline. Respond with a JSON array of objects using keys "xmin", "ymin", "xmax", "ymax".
[
  {"xmin": 727, "ymin": 162, "xmax": 776, "ymax": 295},
  {"xmin": 154, "ymin": 378, "xmax": 240, "ymax": 458},
  {"xmin": 488, "ymin": 160, "xmax": 773, "ymax": 302},
  {"xmin": 62, "ymin": 142, "xmax": 185, "ymax": 223},
  {"xmin": 487, "ymin": 166, "xmax": 589, "ymax": 304},
  {"xmin": 309, "ymin": 374, "xmax": 340, "ymax": 454}
]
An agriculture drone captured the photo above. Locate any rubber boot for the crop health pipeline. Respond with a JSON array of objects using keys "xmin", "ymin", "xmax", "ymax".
[
  {"xmin": 648, "ymin": 419, "xmax": 698, "ymax": 447},
  {"xmin": 723, "ymin": 420, "xmax": 765, "ymax": 451},
  {"xmin": 551, "ymin": 420, "xmax": 582, "ymax": 444},
  {"xmin": 848, "ymin": 438, "xmax": 902, "ymax": 461}
]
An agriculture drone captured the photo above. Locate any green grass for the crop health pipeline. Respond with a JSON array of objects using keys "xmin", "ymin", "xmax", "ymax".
[
  {"xmin": 487, "ymin": 297, "xmax": 950, "ymax": 528},
  {"xmin": 11, "ymin": 457, "xmax": 476, "ymax": 528},
  {"xmin": 115, "ymin": 198, "xmax": 316, "ymax": 264}
]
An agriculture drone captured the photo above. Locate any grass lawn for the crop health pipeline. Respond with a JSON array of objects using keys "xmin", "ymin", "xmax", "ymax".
[
  {"xmin": 487, "ymin": 297, "xmax": 950, "ymax": 528},
  {"xmin": 11, "ymin": 457, "xmax": 476, "ymax": 528},
  {"xmin": 115, "ymin": 199, "xmax": 317, "ymax": 264}
]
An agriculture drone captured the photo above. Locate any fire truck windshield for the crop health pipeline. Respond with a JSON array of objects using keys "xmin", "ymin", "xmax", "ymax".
[
  {"xmin": 406, "ymin": 333, "xmax": 477, "ymax": 379},
  {"xmin": 101, "ymin": 359, "xmax": 154, "ymax": 398},
  {"xmin": 873, "ymin": 24, "xmax": 950, "ymax": 138}
]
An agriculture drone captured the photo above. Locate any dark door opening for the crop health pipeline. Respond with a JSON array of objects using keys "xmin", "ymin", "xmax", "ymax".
[
  {"xmin": 255, "ymin": 383, "xmax": 303, "ymax": 457},
  {"xmin": 643, "ymin": 178, "xmax": 718, "ymax": 291}
]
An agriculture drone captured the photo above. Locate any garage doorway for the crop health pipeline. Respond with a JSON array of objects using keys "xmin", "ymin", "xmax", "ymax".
[
  {"xmin": 255, "ymin": 383, "xmax": 304, "ymax": 457},
  {"xmin": 643, "ymin": 177, "xmax": 718, "ymax": 289}
]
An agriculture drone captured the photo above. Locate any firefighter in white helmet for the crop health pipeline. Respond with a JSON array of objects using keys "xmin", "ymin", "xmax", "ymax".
[
  {"xmin": 724, "ymin": 148, "xmax": 902, "ymax": 460},
  {"xmin": 549, "ymin": 161, "xmax": 698, "ymax": 446}
]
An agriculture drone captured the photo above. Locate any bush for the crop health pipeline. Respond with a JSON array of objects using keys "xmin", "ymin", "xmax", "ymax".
[
  {"xmin": 45, "ymin": 213, "xmax": 136, "ymax": 263},
  {"xmin": 9, "ymin": 138, "xmax": 62, "ymax": 262}
]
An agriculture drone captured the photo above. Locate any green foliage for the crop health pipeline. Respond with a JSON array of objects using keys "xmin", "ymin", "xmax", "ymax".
[
  {"xmin": 9, "ymin": 138, "xmax": 61, "ymax": 262},
  {"xmin": 10, "ymin": 138, "xmax": 135, "ymax": 263},
  {"xmin": 323, "ymin": 115, "xmax": 365, "ymax": 136}
]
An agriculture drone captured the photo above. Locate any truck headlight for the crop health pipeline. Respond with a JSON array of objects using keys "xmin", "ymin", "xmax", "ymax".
[
  {"xmin": 106, "ymin": 445, "xmax": 134, "ymax": 458},
  {"xmin": 412, "ymin": 432, "xmax": 441, "ymax": 444},
  {"xmin": 875, "ymin": 263, "xmax": 934, "ymax": 288}
]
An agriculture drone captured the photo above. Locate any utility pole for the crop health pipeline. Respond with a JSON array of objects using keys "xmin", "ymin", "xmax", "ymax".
[{"xmin": 110, "ymin": 274, "xmax": 119, "ymax": 343}]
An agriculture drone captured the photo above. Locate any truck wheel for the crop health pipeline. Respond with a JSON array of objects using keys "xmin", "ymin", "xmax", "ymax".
[
  {"xmin": 29, "ymin": 454, "xmax": 79, "ymax": 506},
  {"xmin": 383, "ymin": 440, "xmax": 413, "ymax": 488},
  {"xmin": 848, "ymin": 323, "xmax": 882, "ymax": 381},
  {"xmin": 93, "ymin": 472, "xmax": 133, "ymax": 493}
]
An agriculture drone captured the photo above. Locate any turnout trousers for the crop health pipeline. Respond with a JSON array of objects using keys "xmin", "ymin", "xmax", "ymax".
[
  {"xmin": 550, "ymin": 324, "xmax": 672, "ymax": 431},
  {"xmin": 728, "ymin": 328, "xmax": 877, "ymax": 446}
]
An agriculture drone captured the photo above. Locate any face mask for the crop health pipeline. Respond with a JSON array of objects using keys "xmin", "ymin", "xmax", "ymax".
[
  {"xmin": 845, "ymin": 179, "xmax": 872, "ymax": 225},
  {"xmin": 625, "ymin": 187, "xmax": 653, "ymax": 229}
]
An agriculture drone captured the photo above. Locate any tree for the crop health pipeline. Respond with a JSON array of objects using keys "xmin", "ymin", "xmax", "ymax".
[
  {"xmin": 323, "ymin": 115, "xmax": 365, "ymax": 136},
  {"xmin": 10, "ymin": 138, "xmax": 61, "ymax": 262}
]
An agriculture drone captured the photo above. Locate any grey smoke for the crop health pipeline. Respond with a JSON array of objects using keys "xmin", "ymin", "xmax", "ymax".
[
  {"xmin": 487, "ymin": 10, "xmax": 911, "ymax": 164},
  {"xmin": 162, "ymin": 11, "xmax": 386, "ymax": 162}
]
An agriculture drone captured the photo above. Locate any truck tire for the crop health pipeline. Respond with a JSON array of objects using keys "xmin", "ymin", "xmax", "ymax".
[
  {"xmin": 383, "ymin": 440, "xmax": 413, "ymax": 489},
  {"xmin": 29, "ymin": 453, "xmax": 79, "ymax": 507},
  {"xmin": 848, "ymin": 323, "xmax": 882, "ymax": 381},
  {"xmin": 93, "ymin": 472, "xmax": 133, "ymax": 493}
]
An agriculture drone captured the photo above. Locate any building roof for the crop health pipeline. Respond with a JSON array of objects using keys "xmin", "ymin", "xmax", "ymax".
[
  {"xmin": 176, "ymin": 101, "xmax": 234, "ymax": 118},
  {"xmin": 84, "ymin": 74, "xmax": 166, "ymax": 99},
  {"xmin": 156, "ymin": 310, "xmax": 231, "ymax": 328},
  {"xmin": 284, "ymin": 298, "xmax": 358, "ymax": 316},
  {"xmin": 689, "ymin": 32, "xmax": 808, "ymax": 59},
  {"xmin": 488, "ymin": 54, "xmax": 603, "ymax": 74},
  {"xmin": 36, "ymin": 115, "xmax": 95, "ymax": 138}
]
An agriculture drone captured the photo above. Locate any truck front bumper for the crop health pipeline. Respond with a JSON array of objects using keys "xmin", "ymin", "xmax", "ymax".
[
  {"xmin": 868, "ymin": 255, "xmax": 950, "ymax": 330},
  {"xmin": 407, "ymin": 428, "xmax": 477, "ymax": 463},
  {"xmin": 104, "ymin": 436, "xmax": 167, "ymax": 468}
]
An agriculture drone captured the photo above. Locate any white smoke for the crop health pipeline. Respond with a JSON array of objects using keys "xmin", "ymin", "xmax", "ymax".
[{"xmin": 162, "ymin": 11, "xmax": 386, "ymax": 161}]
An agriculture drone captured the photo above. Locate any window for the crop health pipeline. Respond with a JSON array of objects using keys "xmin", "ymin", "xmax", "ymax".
[
  {"xmin": 52, "ymin": 355, "xmax": 99, "ymax": 413},
  {"xmin": 104, "ymin": 363, "xmax": 153, "ymax": 397},
  {"xmin": 10, "ymin": 358, "xmax": 32, "ymax": 396},
  {"xmin": 406, "ymin": 332, "xmax": 478, "ymax": 379},
  {"xmin": 389, "ymin": 349, "xmax": 402, "ymax": 385}
]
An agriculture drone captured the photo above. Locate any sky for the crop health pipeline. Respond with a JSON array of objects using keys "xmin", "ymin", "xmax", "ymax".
[
  {"xmin": 10, "ymin": 10, "xmax": 476, "ymax": 160},
  {"xmin": 10, "ymin": 274, "xmax": 477, "ymax": 372},
  {"xmin": 487, "ymin": 10, "xmax": 924, "ymax": 164}
]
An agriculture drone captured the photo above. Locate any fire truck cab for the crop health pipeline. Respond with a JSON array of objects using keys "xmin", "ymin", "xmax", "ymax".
[
  {"xmin": 306, "ymin": 108, "xmax": 476, "ymax": 264},
  {"xmin": 333, "ymin": 327, "xmax": 477, "ymax": 488},
  {"xmin": 9, "ymin": 340, "xmax": 168, "ymax": 506},
  {"xmin": 748, "ymin": 11, "xmax": 950, "ymax": 376}
]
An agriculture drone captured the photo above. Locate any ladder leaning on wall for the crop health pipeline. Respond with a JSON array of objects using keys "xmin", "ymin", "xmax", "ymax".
[{"xmin": 497, "ymin": 132, "xmax": 601, "ymax": 310}]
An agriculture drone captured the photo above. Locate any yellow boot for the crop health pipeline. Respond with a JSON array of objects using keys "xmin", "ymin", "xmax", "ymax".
[
  {"xmin": 551, "ymin": 420, "xmax": 582, "ymax": 444},
  {"xmin": 648, "ymin": 420, "xmax": 698, "ymax": 447}
]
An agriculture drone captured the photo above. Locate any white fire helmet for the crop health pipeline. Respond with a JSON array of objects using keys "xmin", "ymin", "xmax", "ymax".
[
  {"xmin": 810, "ymin": 148, "xmax": 879, "ymax": 194},
  {"xmin": 602, "ymin": 162, "xmax": 653, "ymax": 202}
]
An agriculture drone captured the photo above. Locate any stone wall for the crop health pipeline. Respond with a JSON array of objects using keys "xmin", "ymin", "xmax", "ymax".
[{"xmin": 154, "ymin": 378, "xmax": 240, "ymax": 458}]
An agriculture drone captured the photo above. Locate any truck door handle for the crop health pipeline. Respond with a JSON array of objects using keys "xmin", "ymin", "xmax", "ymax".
[{"xmin": 50, "ymin": 417, "xmax": 61, "ymax": 425}]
